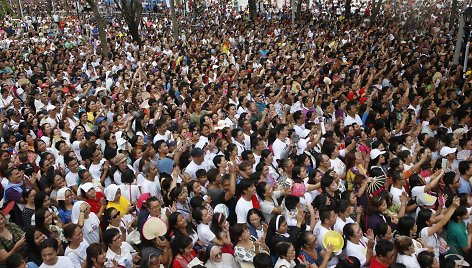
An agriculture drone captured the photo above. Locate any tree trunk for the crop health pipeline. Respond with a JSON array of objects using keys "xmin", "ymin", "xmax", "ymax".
[
  {"xmin": 369, "ymin": 0, "xmax": 382, "ymax": 25},
  {"xmin": 115, "ymin": 0, "xmax": 143, "ymax": 45},
  {"xmin": 47, "ymin": 0, "xmax": 52, "ymax": 16},
  {"xmin": 450, "ymin": 0, "xmax": 458, "ymax": 28},
  {"xmin": 249, "ymin": 0, "xmax": 257, "ymax": 20},
  {"xmin": 169, "ymin": 0, "xmax": 179, "ymax": 42},
  {"xmin": 86, "ymin": 0, "xmax": 110, "ymax": 59},
  {"xmin": 296, "ymin": 0, "xmax": 302, "ymax": 20},
  {"xmin": 344, "ymin": 0, "xmax": 351, "ymax": 18},
  {"xmin": 64, "ymin": 0, "xmax": 70, "ymax": 15}
]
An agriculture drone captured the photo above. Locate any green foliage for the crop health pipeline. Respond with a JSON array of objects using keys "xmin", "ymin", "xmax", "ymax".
[{"xmin": 0, "ymin": 0, "xmax": 13, "ymax": 18}]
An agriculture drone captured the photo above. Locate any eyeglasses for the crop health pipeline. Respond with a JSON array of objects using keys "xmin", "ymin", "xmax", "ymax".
[{"xmin": 112, "ymin": 211, "xmax": 120, "ymax": 219}]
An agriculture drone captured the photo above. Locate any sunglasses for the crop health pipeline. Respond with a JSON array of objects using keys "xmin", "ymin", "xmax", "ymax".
[{"xmin": 112, "ymin": 211, "xmax": 120, "ymax": 219}]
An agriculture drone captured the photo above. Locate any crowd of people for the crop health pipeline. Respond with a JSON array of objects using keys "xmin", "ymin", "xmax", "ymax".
[{"xmin": 0, "ymin": 0, "xmax": 472, "ymax": 267}]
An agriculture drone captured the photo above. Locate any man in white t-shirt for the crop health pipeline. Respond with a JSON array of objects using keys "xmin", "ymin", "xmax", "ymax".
[
  {"xmin": 272, "ymin": 124, "xmax": 293, "ymax": 167},
  {"xmin": 343, "ymin": 101, "xmax": 363, "ymax": 127},
  {"xmin": 235, "ymin": 180, "xmax": 257, "ymax": 223},
  {"xmin": 185, "ymin": 148, "xmax": 211, "ymax": 180},
  {"xmin": 39, "ymin": 238, "xmax": 75, "ymax": 268},
  {"xmin": 315, "ymin": 208, "xmax": 339, "ymax": 267}
]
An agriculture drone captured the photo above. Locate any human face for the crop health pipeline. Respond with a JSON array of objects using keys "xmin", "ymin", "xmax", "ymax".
[
  {"xmin": 380, "ymin": 250, "xmax": 395, "ymax": 264},
  {"xmin": 176, "ymin": 214, "xmax": 188, "ymax": 229},
  {"xmin": 379, "ymin": 201, "xmax": 388, "ymax": 213},
  {"xmin": 34, "ymin": 230, "xmax": 47, "ymax": 245},
  {"xmin": 114, "ymin": 189, "xmax": 122, "ymax": 202},
  {"xmin": 192, "ymin": 182, "xmax": 202, "ymax": 195},
  {"xmin": 148, "ymin": 256, "xmax": 161, "ymax": 268},
  {"xmin": 278, "ymin": 220, "xmax": 288, "ymax": 234},
  {"xmin": 285, "ymin": 245, "xmax": 296, "ymax": 261},
  {"xmin": 210, "ymin": 246, "xmax": 223, "ymax": 262},
  {"xmin": 40, "ymin": 247, "xmax": 58, "ymax": 266},
  {"xmin": 249, "ymin": 213, "xmax": 262, "ymax": 228},
  {"xmin": 177, "ymin": 189, "xmax": 188, "ymax": 203},
  {"xmin": 65, "ymin": 190, "xmax": 73, "ymax": 204},
  {"xmin": 44, "ymin": 211, "xmax": 54, "ymax": 225},
  {"xmin": 148, "ymin": 201, "xmax": 161, "ymax": 217},
  {"xmin": 112, "ymin": 234, "xmax": 122, "ymax": 247},
  {"xmin": 71, "ymin": 226, "xmax": 83, "ymax": 244},
  {"xmin": 383, "ymin": 226, "xmax": 393, "ymax": 241},
  {"xmin": 202, "ymin": 209, "xmax": 212, "ymax": 224},
  {"xmin": 183, "ymin": 242, "xmax": 194, "ymax": 256}
]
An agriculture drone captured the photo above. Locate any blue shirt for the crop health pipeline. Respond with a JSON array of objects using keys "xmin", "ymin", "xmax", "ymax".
[{"xmin": 458, "ymin": 176, "xmax": 471, "ymax": 195}]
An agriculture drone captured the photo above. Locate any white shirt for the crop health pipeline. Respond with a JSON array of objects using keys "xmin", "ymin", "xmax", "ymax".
[
  {"xmin": 39, "ymin": 256, "xmax": 75, "ymax": 268},
  {"xmin": 65, "ymin": 171, "xmax": 79, "ymax": 188},
  {"xmin": 185, "ymin": 160, "xmax": 211, "ymax": 180},
  {"xmin": 396, "ymin": 254, "xmax": 421, "ymax": 268},
  {"xmin": 236, "ymin": 197, "xmax": 254, "ymax": 223},
  {"xmin": 141, "ymin": 177, "xmax": 161, "ymax": 198},
  {"xmin": 105, "ymin": 241, "xmax": 136, "ymax": 268},
  {"xmin": 272, "ymin": 138, "xmax": 291, "ymax": 166},
  {"xmin": 118, "ymin": 184, "xmax": 141, "ymax": 204},
  {"xmin": 390, "ymin": 186, "xmax": 405, "ymax": 205},
  {"xmin": 345, "ymin": 239, "xmax": 368, "ymax": 267},
  {"xmin": 344, "ymin": 114, "xmax": 363, "ymax": 127},
  {"xmin": 197, "ymin": 223, "xmax": 216, "ymax": 248},
  {"xmin": 64, "ymin": 241, "xmax": 89, "ymax": 268},
  {"xmin": 73, "ymin": 212, "xmax": 100, "ymax": 245},
  {"xmin": 334, "ymin": 216, "xmax": 354, "ymax": 234}
]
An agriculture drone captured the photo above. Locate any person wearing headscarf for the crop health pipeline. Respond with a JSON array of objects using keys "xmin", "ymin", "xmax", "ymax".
[
  {"xmin": 105, "ymin": 184, "xmax": 133, "ymax": 216},
  {"xmin": 71, "ymin": 201, "xmax": 100, "ymax": 245},
  {"xmin": 204, "ymin": 243, "xmax": 239, "ymax": 268}
]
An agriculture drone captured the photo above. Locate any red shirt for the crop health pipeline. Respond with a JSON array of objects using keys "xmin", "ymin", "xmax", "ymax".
[
  {"xmin": 86, "ymin": 191, "xmax": 105, "ymax": 215},
  {"xmin": 173, "ymin": 250, "xmax": 197, "ymax": 268},
  {"xmin": 370, "ymin": 256, "xmax": 389, "ymax": 268}
]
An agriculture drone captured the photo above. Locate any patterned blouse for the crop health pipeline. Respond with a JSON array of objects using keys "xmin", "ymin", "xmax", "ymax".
[
  {"xmin": 0, "ymin": 222, "xmax": 25, "ymax": 268},
  {"xmin": 234, "ymin": 245, "xmax": 256, "ymax": 263}
]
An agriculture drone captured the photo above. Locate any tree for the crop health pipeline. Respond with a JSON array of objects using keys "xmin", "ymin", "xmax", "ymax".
[
  {"xmin": 345, "ymin": 0, "xmax": 351, "ymax": 18},
  {"xmin": 114, "ymin": 0, "xmax": 143, "ymax": 45},
  {"xmin": 85, "ymin": 0, "xmax": 110, "ymax": 58},
  {"xmin": 169, "ymin": 0, "xmax": 179, "ymax": 42},
  {"xmin": 0, "ymin": 0, "xmax": 12, "ymax": 17},
  {"xmin": 249, "ymin": 0, "xmax": 257, "ymax": 20},
  {"xmin": 47, "ymin": 0, "xmax": 52, "ymax": 16},
  {"xmin": 370, "ymin": 0, "xmax": 383, "ymax": 24},
  {"xmin": 450, "ymin": 0, "xmax": 458, "ymax": 28}
]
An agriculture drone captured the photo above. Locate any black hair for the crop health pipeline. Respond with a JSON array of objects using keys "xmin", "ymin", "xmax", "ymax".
[
  {"xmin": 335, "ymin": 256, "xmax": 361, "ymax": 268},
  {"xmin": 170, "ymin": 234, "xmax": 193, "ymax": 255},
  {"xmin": 39, "ymin": 238, "xmax": 59, "ymax": 253},
  {"xmin": 247, "ymin": 208, "xmax": 264, "ymax": 227},
  {"xmin": 103, "ymin": 228, "xmax": 120, "ymax": 247},
  {"xmin": 374, "ymin": 240, "xmax": 394, "ymax": 257},
  {"xmin": 63, "ymin": 224, "xmax": 80, "ymax": 243},
  {"xmin": 192, "ymin": 206, "xmax": 207, "ymax": 224},
  {"xmin": 253, "ymin": 252, "xmax": 272, "ymax": 268},
  {"xmin": 86, "ymin": 243, "xmax": 106, "ymax": 268},
  {"xmin": 397, "ymin": 216, "xmax": 416, "ymax": 237},
  {"xmin": 374, "ymin": 222, "xmax": 390, "ymax": 239},
  {"xmin": 417, "ymin": 251, "xmax": 436, "ymax": 268},
  {"xmin": 275, "ymin": 241, "xmax": 293, "ymax": 258}
]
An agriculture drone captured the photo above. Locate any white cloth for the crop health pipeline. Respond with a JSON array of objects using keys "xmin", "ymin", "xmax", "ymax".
[
  {"xmin": 105, "ymin": 241, "xmax": 136, "ymax": 268},
  {"xmin": 39, "ymin": 256, "xmax": 75, "ymax": 268},
  {"xmin": 197, "ymin": 223, "xmax": 216, "ymax": 248},
  {"xmin": 64, "ymin": 241, "xmax": 90, "ymax": 268},
  {"xmin": 71, "ymin": 201, "xmax": 100, "ymax": 245},
  {"xmin": 236, "ymin": 198, "xmax": 253, "ymax": 224}
]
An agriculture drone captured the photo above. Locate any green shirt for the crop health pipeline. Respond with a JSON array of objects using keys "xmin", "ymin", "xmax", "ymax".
[{"xmin": 447, "ymin": 220, "xmax": 467, "ymax": 256}]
